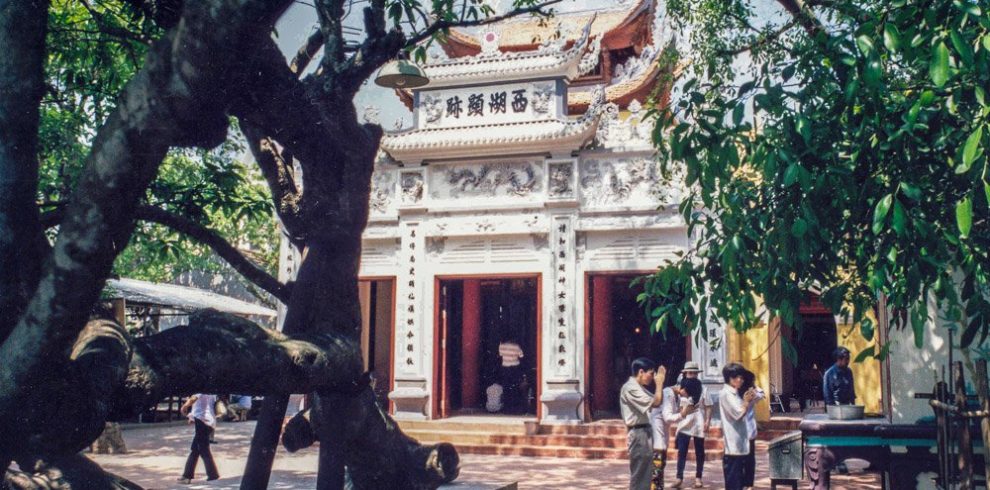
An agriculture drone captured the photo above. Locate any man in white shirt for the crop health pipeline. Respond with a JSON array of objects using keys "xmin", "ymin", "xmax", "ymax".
[
  {"xmin": 498, "ymin": 339, "xmax": 525, "ymax": 413},
  {"xmin": 651, "ymin": 382, "xmax": 696, "ymax": 489},
  {"xmin": 178, "ymin": 394, "xmax": 219, "ymax": 484},
  {"xmin": 620, "ymin": 358, "xmax": 666, "ymax": 490},
  {"xmin": 719, "ymin": 364, "xmax": 757, "ymax": 490}
]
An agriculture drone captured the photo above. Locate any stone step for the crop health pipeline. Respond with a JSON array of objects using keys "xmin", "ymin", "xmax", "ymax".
[
  {"xmin": 398, "ymin": 419, "xmax": 528, "ymax": 435},
  {"xmin": 426, "ymin": 442, "xmax": 726, "ymax": 460}
]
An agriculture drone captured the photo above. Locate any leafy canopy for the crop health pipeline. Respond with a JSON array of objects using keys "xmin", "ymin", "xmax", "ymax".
[{"xmin": 642, "ymin": 0, "xmax": 990, "ymax": 360}]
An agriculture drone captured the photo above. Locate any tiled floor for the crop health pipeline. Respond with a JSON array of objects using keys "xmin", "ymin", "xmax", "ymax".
[{"xmin": 91, "ymin": 421, "xmax": 882, "ymax": 489}]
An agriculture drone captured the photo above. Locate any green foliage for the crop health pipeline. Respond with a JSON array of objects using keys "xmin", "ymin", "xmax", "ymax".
[
  {"xmin": 41, "ymin": 1, "xmax": 276, "ymax": 284},
  {"xmin": 642, "ymin": 0, "xmax": 990, "ymax": 358}
]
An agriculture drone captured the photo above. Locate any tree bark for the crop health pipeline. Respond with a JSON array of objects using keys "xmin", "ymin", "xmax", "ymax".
[
  {"xmin": 0, "ymin": 0, "xmax": 294, "ymax": 463},
  {"xmin": 0, "ymin": 0, "xmax": 49, "ymax": 345}
]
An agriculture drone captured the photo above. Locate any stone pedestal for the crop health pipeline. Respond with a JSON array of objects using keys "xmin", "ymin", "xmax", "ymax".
[
  {"xmin": 540, "ymin": 380, "xmax": 583, "ymax": 423},
  {"xmin": 389, "ymin": 381, "xmax": 429, "ymax": 420}
]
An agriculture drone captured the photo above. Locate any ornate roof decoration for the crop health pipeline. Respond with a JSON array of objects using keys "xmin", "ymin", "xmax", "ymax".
[
  {"xmin": 382, "ymin": 86, "xmax": 607, "ymax": 163},
  {"xmin": 415, "ymin": 14, "xmax": 597, "ymax": 88},
  {"xmin": 569, "ymin": 42, "xmax": 665, "ymax": 112},
  {"xmin": 577, "ymin": 34, "xmax": 603, "ymax": 77},
  {"xmin": 441, "ymin": 0, "xmax": 653, "ymax": 57}
]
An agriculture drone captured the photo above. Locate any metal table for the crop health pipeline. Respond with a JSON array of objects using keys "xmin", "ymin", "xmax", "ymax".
[{"xmin": 799, "ymin": 414, "xmax": 939, "ymax": 489}]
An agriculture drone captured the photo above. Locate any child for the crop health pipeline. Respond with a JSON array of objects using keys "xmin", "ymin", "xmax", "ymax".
[
  {"xmin": 672, "ymin": 363, "xmax": 711, "ymax": 489},
  {"xmin": 650, "ymin": 380, "xmax": 697, "ymax": 489}
]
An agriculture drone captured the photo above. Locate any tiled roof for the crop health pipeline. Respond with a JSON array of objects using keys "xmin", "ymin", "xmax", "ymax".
[{"xmin": 441, "ymin": 0, "xmax": 652, "ymax": 56}]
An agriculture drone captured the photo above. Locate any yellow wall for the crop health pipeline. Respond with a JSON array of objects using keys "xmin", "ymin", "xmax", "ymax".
[
  {"xmin": 726, "ymin": 322, "xmax": 772, "ymax": 422},
  {"xmin": 724, "ymin": 313, "xmax": 884, "ymax": 419},
  {"xmin": 836, "ymin": 316, "xmax": 883, "ymax": 415}
]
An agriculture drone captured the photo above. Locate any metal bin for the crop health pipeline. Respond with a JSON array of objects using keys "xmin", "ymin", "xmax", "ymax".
[{"xmin": 768, "ymin": 431, "xmax": 803, "ymax": 481}]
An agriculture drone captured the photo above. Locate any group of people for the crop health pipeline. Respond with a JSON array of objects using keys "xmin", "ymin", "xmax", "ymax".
[{"xmin": 621, "ymin": 360, "xmax": 764, "ymax": 490}]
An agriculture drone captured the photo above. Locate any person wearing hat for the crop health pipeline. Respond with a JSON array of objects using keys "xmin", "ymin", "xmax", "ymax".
[
  {"xmin": 823, "ymin": 347, "xmax": 856, "ymax": 405},
  {"xmin": 671, "ymin": 361, "xmax": 711, "ymax": 489}
]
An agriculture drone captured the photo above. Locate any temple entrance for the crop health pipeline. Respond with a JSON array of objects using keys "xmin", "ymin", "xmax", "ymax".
[
  {"xmin": 358, "ymin": 278, "xmax": 395, "ymax": 409},
  {"xmin": 586, "ymin": 273, "xmax": 688, "ymax": 420},
  {"xmin": 772, "ymin": 293, "xmax": 838, "ymax": 412},
  {"xmin": 435, "ymin": 276, "xmax": 540, "ymax": 418}
]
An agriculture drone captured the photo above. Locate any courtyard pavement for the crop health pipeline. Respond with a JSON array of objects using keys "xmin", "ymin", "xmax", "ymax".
[{"xmin": 92, "ymin": 421, "xmax": 883, "ymax": 489}]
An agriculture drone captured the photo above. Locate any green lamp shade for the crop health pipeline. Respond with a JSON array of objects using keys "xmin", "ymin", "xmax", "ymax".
[{"xmin": 374, "ymin": 59, "xmax": 430, "ymax": 88}]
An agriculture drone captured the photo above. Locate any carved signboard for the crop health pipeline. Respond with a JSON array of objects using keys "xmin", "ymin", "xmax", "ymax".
[{"xmin": 418, "ymin": 80, "xmax": 558, "ymax": 129}]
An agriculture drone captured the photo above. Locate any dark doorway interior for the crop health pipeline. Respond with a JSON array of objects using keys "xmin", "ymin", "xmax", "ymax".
[
  {"xmin": 587, "ymin": 274, "xmax": 687, "ymax": 420},
  {"xmin": 359, "ymin": 279, "xmax": 394, "ymax": 408},
  {"xmin": 780, "ymin": 294, "xmax": 837, "ymax": 410},
  {"xmin": 438, "ymin": 277, "xmax": 539, "ymax": 417}
]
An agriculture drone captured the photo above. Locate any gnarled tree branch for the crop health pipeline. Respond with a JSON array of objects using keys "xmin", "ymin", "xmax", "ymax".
[{"xmin": 134, "ymin": 205, "xmax": 291, "ymax": 303}]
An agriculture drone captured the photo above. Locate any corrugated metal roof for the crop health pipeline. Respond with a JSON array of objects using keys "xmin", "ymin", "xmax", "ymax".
[{"xmin": 105, "ymin": 278, "xmax": 277, "ymax": 317}]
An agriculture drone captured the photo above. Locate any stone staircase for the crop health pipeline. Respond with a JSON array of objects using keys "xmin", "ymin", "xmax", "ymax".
[{"xmin": 399, "ymin": 418, "xmax": 726, "ymax": 460}]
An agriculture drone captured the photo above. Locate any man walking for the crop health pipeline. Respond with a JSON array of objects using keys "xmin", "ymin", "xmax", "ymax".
[{"xmin": 621, "ymin": 358, "xmax": 666, "ymax": 490}]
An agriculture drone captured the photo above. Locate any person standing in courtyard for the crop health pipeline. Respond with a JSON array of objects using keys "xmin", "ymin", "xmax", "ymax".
[
  {"xmin": 650, "ymin": 375, "xmax": 697, "ymax": 489},
  {"xmin": 739, "ymin": 369, "xmax": 765, "ymax": 490},
  {"xmin": 720, "ymin": 363, "xmax": 757, "ymax": 490},
  {"xmin": 498, "ymin": 338, "xmax": 525, "ymax": 413},
  {"xmin": 177, "ymin": 393, "xmax": 220, "ymax": 484},
  {"xmin": 671, "ymin": 362, "xmax": 711, "ymax": 489},
  {"xmin": 621, "ymin": 358, "xmax": 667, "ymax": 490},
  {"xmin": 823, "ymin": 347, "xmax": 856, "ymax": 405}
]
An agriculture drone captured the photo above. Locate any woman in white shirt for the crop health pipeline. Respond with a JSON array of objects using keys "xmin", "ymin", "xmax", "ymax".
[
  {"xmin": 177, "ymin": 394, "xmax": 220, "ymax": 484},
  {"xmin": 671, "ymin": 363, "xmax": 711, "ymax": 489},
  {"xmin": 650, "ymin": 381, "xmax": 697, "ymax": 490},
  {"xmin": 498, "ymin": 339, "xmax": 525, "ymax": 413}
]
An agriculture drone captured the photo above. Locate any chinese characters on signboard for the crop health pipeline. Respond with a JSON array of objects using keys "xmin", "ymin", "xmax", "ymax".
[{"xmin": 444, "ymin": 89, "xmax": 529, "ymax": 119}]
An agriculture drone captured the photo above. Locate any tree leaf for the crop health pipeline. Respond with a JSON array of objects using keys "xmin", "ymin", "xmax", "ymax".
[
  {"xmin": 891, "ymin": 199, "xmax": 907, "ymax": 236},
  {"xmin": 872, "ymin": 194, "xmax": 893, "ymax": 234},
  {"xmin": 950, "ymin": 30, "xmax": 974, "ymax": 66},
  {"xmin": 960, "ymin": 125, "xmax": 984, "ymax": 173},
  {"xmin": 900, "ymin": 182, "xmax": 922, "ymax": 201},
  {"xmin": 930, "ymin": 41, "xmax": 950, "ymax": 88},
  {"xmin": 957, "ymin": 195, "xmax": 973, "ymax": 238},
  {"xmin": 856, "ymin": 34, "xmax": 875, "ymax": 56},
  {"xmin": 733, "ymin": 102, "xmax": 745, "ymax": 126},
  {"xmin": 791, "ymin": 218, "xmax": 808, "ymax": 237},
  {"xmin": 783, "ymin": 163, "xmax": 801, "ymax": 186},
  {"xmin": 854, "ymin": 345, "xmax": 876, "ymax": 362},
  {"xmin": 883, "ymin": 24, "xmax": 901, "ymax": 52}
]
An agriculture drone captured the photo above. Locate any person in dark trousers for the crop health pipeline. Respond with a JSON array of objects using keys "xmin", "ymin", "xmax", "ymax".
[
  {"xmin": 823, "ymin": 347, "xmax": 856, "ymax": 405},
  {"xmin": 621, "ymin": 358, "xmax": 667, "ymax": 490},
  {"xmin": 720, "ymin": 363, "xmax": 757, "ymax": 490},
  {"xmin": 739, "ymin": 369, "xmax": 764, "ymax": 490},
  {"xmin": 177, "ymin": 394, "xmax": 220, "ymax": 484},
  {"xmin": 671, "ymin": 362, "xmax": 711, "ymax": 489}
]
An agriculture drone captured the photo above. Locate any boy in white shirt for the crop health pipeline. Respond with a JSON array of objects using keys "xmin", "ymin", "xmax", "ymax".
[
  {"xmin": 650, "ymin": 381, "xmax": 697, "ymax": 490},
  {"xmin": 719, "ymin": 364, "xmax": 757, "ymax": 490}
]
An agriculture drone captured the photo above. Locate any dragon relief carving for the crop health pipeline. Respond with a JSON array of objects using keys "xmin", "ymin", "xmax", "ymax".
[
  {"xmin": 580, "ymin": 158, "xmax": 658, "ymax": 205},
  {"xmin": 443, "ymin": 163, "xmax": 542, "ymax": 197}
]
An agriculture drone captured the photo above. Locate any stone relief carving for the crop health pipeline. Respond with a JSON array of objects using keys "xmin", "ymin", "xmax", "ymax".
[
  {"xmin": 595, "ymin": 99, "xmax": 653, "ymax": 148},
  {"xmin": 438, "ymin": 162, "xmax": 543, "ymax": 198},
  {"xmin": 580, "ymin": 158, "xmax": 659, "ymax": 206},
  {"xmin": 548, "ymin": 162, "xmax": 574, "ymax": 198},
  {"xmin": 422, "ymin": 95, "xmax": 443, "ymax": 125},
  {"xmin": 362, "ymin": 105, "xmax": 380, "ymax": 125},
  {"xmin": 531, "ymin": 234, "xmax": 549, "ymax": 251},
  {"xmin": 531, "ymin": 84, "xmax": 555, "ymax": 117},
  {"xmin": 426, "ymin": 237, "xmax": 446, "ymax": 256},
  {"xmin": 400, "ymin": 172, "xmax": 424, "ymax": 203},
  {"xmin": 611, "ymin": 45, "xmax": 656, "ymax": 83},
  {"xmin": 369, "ymin": 165, "xmax": 395, "ymax": 214}
]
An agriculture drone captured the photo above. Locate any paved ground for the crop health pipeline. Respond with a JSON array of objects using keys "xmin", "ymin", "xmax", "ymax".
[{"xmin": 92, "ymin": 421, "xmax": 883, "ymax": 489}]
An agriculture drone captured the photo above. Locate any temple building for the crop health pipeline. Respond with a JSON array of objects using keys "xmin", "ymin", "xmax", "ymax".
[{"xmin": 282, "ymin": 0, "xmax": 884, "ymax": 428}]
